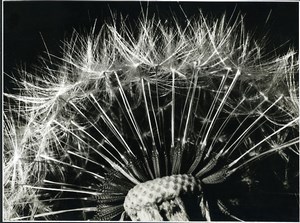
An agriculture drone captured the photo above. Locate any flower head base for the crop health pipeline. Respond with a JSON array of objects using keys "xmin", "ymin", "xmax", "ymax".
[{"xmin": 124, "ymin": 174, "xmax": 201, "ymax": 221}]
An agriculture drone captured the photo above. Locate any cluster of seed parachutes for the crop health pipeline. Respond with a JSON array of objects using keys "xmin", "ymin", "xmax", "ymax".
[{"xmin": 4, "ymin": 12, "xmax": 299, "ymax": 221}]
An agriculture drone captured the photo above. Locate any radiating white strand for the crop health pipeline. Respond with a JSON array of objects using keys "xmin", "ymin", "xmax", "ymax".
[{"xmin": 228, "ymin": 117, "xmax": 299, "ymax": 168}]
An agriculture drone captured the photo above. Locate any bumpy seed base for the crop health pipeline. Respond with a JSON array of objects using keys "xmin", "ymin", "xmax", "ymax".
[{"xmin": 124, "ymin": 174, "xmax": 201, "ymax": 221}]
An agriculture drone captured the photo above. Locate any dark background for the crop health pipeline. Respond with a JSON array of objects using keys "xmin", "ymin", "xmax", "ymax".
[{"xmin": 3, "ymin": 1, "xmax": 299, "ymax": 92}]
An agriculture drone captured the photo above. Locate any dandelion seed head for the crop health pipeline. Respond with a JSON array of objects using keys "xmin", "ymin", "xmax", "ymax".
[{"xmin": 4, "ymin": 7, "xmax": 299, "ymax": 221}]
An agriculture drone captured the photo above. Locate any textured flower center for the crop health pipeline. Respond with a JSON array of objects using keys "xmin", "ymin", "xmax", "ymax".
[{"xmin": 123, "ymin": 174, "xmax": 202, "ymax": 221}]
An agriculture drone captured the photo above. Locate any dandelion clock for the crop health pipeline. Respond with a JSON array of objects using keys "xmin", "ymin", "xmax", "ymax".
[{"xmin": 3, "ymin": 2, "xmax": 299, "ymax": 221}]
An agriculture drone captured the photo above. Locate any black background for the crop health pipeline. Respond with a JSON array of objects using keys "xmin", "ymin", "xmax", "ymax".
[{"xmin": 3, "ymin": 1, "xmax": 299, "ymax": 92}]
